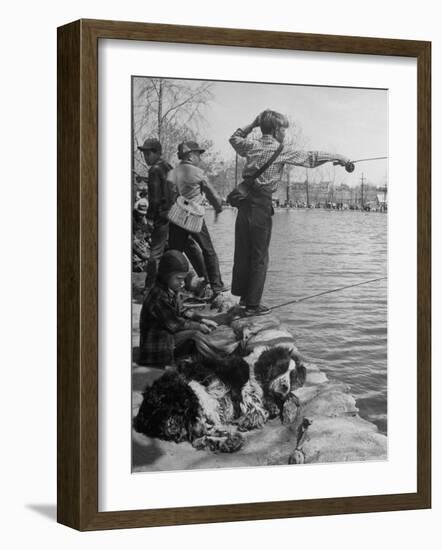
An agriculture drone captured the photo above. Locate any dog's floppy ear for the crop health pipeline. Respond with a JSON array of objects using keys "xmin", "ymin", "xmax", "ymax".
[
  {"xmin": 289, "ymin": 348, "xmax": 304, "ymax": 367},
  {"xmin": 289, "ymin": 350, "xmax": 307, "ymax": 390},
  {"xmin": 255, "ymin": 346, "xmax": 293, "ymax": 388},
  {"xmin": 254, "ymin": 347, "xmax": 282, "ymax": 386},
  {"xmin": 289, "ymin": 366, "xmax": 306, "ymax": 391}
]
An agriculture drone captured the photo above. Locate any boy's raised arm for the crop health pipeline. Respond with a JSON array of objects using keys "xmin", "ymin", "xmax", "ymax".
[{"xmin": 229, "ymin": 116, "xmax": 260, "ymax": 157}]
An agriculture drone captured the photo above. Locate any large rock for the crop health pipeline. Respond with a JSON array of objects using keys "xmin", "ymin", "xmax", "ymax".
[
  {"xmin": 204, "ymin": 325, "xmax": 239, "ymax": 354},
  {"xmin": 300, "ymin": 382, "xmax": 358, "ymax": 418},
  {"xmin": 297, "ymin": 416, "xmax": 387, "ymax": 463},
  {"xmin": 231, "ymin": 315, "xmax": 281, "ymax": 337},
  {"xmin": 246, "ymin": 328, "xmax": 295, "ymax": 352}
]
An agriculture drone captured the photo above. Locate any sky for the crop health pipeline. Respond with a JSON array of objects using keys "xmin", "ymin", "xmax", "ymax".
[
  {"xmin": 137, "ymin": 77, "xmax": 388, "ymax": 187},
  {"xmin": 207, "ymin": 80, "xmax": 388, "ymax": 187}
]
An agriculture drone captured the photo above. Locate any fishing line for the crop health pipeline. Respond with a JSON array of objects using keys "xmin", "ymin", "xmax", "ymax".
[
  {"xmin": 269, "ymin": 276, "xmax": 387, "ymax": 311},
  {"xmin": 350, "ymin": 156, "xmax": 388, "ymax": 163}
]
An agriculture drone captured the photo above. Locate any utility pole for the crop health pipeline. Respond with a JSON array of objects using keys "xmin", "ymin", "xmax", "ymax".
[
  {"xmin": 305, "ymin": 168, "xmax": 309, "ymax": 206},
  {"xmin": 286, "ymin": 168, "xmax": 290, "ymax": 204},
  {"xmin": 360, "ymin": 172, "xmax": 365, "ymax": 209}
]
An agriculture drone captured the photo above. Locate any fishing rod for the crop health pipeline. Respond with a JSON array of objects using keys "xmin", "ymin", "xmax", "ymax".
[
  {"xmin": 350, "ymin": 156, "xmax": 388, "ymax": 164},
  {"xmin": 335, "ymin": 156, "xmax": 388, "ymax": 173},
  {"xmin": 269, "ymin": 276, "xmax": 387, "ymax": 311}
]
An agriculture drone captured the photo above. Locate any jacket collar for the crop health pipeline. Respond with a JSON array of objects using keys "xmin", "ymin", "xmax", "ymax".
[{"xmin": 261, "ymin": 134, "xmax": 278, "ymax": 144}]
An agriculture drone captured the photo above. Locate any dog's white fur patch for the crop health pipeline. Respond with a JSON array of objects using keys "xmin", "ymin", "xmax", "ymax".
[
  {"xmin": 189, "ymin": 378, "xmax": 235, "ymax": 427},
  {"xmin": 243, "ymin": 345, "xmax": 268, "ymax": 368},
  {"xmin": 269, "ymin": 360, "xmax": 295, "ymax": 397},
  {"xmin": 189, "ymin": 380, "xmax": 222, "ymax": 427},
  {"xmin": 239, "ymin": 379, "xmax": 269, "ymax": 425}
]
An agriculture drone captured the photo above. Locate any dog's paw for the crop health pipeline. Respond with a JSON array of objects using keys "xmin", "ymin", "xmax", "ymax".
[
  {"xmin": 282, "ymin": 393, "xmax": 300, "ymax": 424},
  {"xmin": 237, "ymin": 409, "xmax": 268, "ymax": 431},
  {"xmin": 191, "ymin": 436, "xmax": 208, "ymax": 450},
  {"xmin": 218, "ymin": 432, "xmax": 244, "ymax": 453},
  {"xmin": 266, "ymin": 400, "xmax": 281, "ymax": 419}
]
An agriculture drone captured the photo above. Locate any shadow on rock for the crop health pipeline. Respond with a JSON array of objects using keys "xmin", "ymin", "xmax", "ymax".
[
  {"xmin": 132, "ymin": 365, "xmax": 164, "ymax": 393},
  {"xmin": 132, "ymin": 431, "xmax": 165, "ymax": 469}
]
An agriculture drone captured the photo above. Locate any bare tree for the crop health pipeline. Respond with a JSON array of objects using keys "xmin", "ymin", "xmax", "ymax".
[{"xmin": 133, "ymin": 77, "xmax": 214, "ymax": 170}]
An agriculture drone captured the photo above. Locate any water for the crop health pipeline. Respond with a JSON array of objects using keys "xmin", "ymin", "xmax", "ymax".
[{"xmin": 206, "ymin": 208, "xmax": 388, "ymax": 434}]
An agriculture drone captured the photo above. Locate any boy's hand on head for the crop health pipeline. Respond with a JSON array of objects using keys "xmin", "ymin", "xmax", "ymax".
[{"xmin": 202, "ymin": 318, "xmax": 218, "ymax": 330}]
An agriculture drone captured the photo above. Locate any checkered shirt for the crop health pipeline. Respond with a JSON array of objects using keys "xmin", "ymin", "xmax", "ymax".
[
  {"xmin": 230, "ymin": 128, "xmax": 342, "ymax": 193},
  {"xmin": 138, "ymin": 283, "xmax": 201, "ymax": 367}
]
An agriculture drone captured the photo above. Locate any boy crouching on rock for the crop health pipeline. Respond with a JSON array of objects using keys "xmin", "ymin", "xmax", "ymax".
[{"xmin": 138, "ymin": 250, "xmax": 218, "ymax": 368}]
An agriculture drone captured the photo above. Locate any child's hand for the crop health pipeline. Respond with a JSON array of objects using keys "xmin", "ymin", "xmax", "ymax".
[
  {"xmin": 198, "ymin": 323, "xmax": 212, "ymax": 334},
  {"xmin": 202, "ymin": 318, "xmax": 218, "ymax": 330}
]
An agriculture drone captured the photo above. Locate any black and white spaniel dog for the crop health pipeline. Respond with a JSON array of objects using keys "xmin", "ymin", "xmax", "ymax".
[{"xmin": 133, "ymin": 346, "xmax": 306, "ymax": 453}]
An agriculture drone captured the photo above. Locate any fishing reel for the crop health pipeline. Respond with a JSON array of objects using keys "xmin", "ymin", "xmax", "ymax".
[{"xmin": 333, "ymin": 160, "xmax": 355, "ymax": 172}]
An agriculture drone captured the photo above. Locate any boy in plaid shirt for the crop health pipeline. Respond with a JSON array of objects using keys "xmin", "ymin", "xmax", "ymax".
[
  {"xmin": 138, "ymin": 250, "xmax": 217, "ymax": 367},
  {"xmin": 229, "ymin": 109, "xmax": 350, "ymax": 316}
]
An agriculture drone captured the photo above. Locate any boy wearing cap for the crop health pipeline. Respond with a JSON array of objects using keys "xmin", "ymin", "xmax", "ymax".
[
  {"xmin": 168, "ymin": 141, "xmax": 226, "ymax": 297},
  {"xmin": 137, "ymin": 138, "xmax": 208, "ymax": 292},
  {"xmin": 137, "ymin": 138, "xmax": 175, "ymax": 290},
  {"xmin": 229, "ymin": 109, "xmax": 350, "ymax": 316}
]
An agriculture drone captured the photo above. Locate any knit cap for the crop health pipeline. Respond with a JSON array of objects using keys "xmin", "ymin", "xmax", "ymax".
[{"xmin": 158, "ymin": 250, "xmax": 189, "ymax": 283}]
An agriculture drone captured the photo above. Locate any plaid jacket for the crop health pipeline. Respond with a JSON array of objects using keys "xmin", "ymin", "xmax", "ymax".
[
  {"xmin": 230, "ymin": 128, "xmax": 343, "ymax": 194},
  {"xmin": 138, "ymin": 282, "xmax": 201, "ymax": 367}
]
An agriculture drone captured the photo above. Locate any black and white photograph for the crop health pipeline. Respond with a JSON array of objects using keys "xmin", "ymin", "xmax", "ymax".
[{"xmin": 130, "ymin": 76, "xmax": 389, "ymax": 472}]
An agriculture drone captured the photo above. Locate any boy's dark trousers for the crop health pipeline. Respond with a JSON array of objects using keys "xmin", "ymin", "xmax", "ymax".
[
  {"xmin": 145, "ymin": 221, "xmax": 168, "ymax": 289},
  {"xmin": 231, "ymin": 201, "xmax": 273, "ymax": 307},
  {"xmin": 168, "ymin": 221, "xmax": 224, "ymax": 293},
  {"xmin": 144, "ymin": 221, "xmax": 209, "ymax": 289}
]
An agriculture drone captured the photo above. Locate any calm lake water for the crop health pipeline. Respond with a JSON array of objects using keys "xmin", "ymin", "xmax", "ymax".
[{"xmin": 206, "ymin": 208, "xmax": 388, "ymax": 434}]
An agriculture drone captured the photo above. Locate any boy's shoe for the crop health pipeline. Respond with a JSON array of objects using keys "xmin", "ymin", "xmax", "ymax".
[
  {"xmin": 212, "ymin": 284, "xmax": 230, "ymax": 296},
  {"xmin": 192, "ymin": 279, "xmax": 209, "ymax": 299},
  {"xmin": 238, "ymin": 299, "xmax": 246, "ymax": 308},
  {"xmin": 244, "ymin": 304, "xmax": 271, "ymax": 317}
]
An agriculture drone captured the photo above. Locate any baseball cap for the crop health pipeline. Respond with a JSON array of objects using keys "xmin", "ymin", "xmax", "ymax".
[{"xmin": 138, "ymin": 138, "xmax": 162, "ymax": 153}]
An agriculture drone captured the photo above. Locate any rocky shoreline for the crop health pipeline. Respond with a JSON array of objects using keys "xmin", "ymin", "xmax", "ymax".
[{"xmin": 132, "ymin": 294, "xmax": 387, "ymax": 472}]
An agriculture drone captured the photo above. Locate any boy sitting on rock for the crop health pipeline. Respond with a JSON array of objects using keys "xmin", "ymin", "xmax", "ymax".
[{"xmin": 138, "ymin": 250, "xmax": 217, "ymax": 368}]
